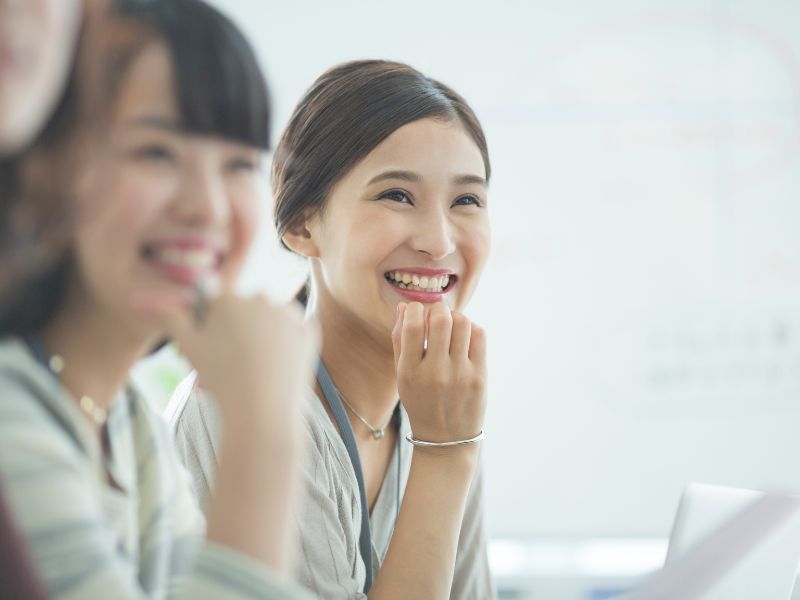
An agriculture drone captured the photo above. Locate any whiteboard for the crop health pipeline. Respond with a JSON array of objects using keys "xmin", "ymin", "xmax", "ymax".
[{"xmin": 201, "ymin": 0, "xmax": 800, "ymax": 540}]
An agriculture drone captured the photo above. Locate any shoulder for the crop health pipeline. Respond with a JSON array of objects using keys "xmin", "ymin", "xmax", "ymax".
[
  {"xmin": 302, "ymin": 386, "xmax": 337, "ymax": 450},
  {"xmin": 164, "ymin": 369, "xmax": 199, "ymax": 429},
  {"xmin": 0, "ymin": 338, "xmax": 90, "ymax": 459},
  {"xmin": 168, "ymin": 372, "xmax": 222, "ymax": 445},
  {"xmin": 0, "ymin": 337, "xmax": 57, "ymax": 399},
  {"xmin": 301, "ymin": 387, "xmax": 359, "ymax": 483}
]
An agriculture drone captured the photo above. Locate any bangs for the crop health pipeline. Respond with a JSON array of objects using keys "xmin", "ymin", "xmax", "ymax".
[{"xmin": 118, "ymin": 0, "xmax": 271, "ymax": 149}]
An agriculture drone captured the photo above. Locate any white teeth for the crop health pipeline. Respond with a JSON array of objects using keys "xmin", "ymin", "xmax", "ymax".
[
  {"xmin": 152, "ymin": 248, "xmax": 216, "ymax": 270},
  {"xmin": 386, "ymin": 271, "xmax": 454, "ymax": 293}
]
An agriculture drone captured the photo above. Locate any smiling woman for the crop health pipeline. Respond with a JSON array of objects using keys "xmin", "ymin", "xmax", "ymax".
[
  {"xmin": 173, "ymin": 60, "xmax": 496, "ymax": 599},
  {"xmin": 0, "ymin": 1, "xmax": 316, "ymax": 598}
]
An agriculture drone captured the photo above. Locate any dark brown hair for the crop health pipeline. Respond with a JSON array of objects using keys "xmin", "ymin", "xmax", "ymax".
[
  {"xmin": 0, "ymin": 0, "xmax": 271, "ymax": 335},
  {"xmin": 272, "ymin": 59, "xmax": 490, "ymax": 249}
]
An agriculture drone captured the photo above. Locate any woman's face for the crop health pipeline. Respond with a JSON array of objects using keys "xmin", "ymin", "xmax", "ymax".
[
  {"xmin": 0, "ymin": 0, "xmax": 82, "ymax": 154},
  {"xmin": 306, "ymin": 117, "xmax": 491, "ymax": 341},
  {"xmin": 71, "ymin": 41, "xmax": 262, "ymax": 333}
]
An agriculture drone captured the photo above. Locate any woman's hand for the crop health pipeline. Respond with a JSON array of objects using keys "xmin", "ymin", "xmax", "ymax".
[
  {"xmin": 132, "ymin": 284, "xmax": 318, "ymax": 572},
  {"xmin": 131, "ymin": 284, "xmax": 318, "ymax": 429},
  {"xmin": 391, "ymin": 301, "xmax": 486, "ymax": 445}
]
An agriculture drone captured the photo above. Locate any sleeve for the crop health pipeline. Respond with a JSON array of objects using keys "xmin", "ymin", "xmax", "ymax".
[
  {"xmin": 175, "ymin": 382, "xmax": 369, "ymax": 599},
  {"xmin": 0, "ymin": 372, "xmax": 310, "ymax": 600},
  {"xmin": 172, "ymin": 381, "xmax": 221, "ymax": 515},
  {"xmin": 293, "ymin": 416, "xmax": 368, "ymax": 600},
  {"xmin": 450, "ymin": 461, "xmax": 498, "ymax": 600}
]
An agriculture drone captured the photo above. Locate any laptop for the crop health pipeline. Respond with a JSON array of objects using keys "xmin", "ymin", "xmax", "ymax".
[{"xmin": 625, "ymin": 483, "xmax": 800, "ymax": 600}]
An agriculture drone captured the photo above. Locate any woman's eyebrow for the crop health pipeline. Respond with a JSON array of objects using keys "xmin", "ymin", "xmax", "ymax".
[
  {"xmin": 367, "ymin": 170, "xmax": 422, "ymax": 185},
  {"xmin": 454, "ymin": 174, "xmax": 487, "ymax": 187},
  {"xmin": 366, "ymin": 170, "xmax": 487, "ymax": 187}
]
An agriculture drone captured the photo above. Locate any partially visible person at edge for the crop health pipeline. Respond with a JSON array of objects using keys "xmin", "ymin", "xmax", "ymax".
[
  {"xmin": 0, "ymin": 0, "xmax": 317, "ymax": 598},
  {"xmin": 0, "ymin": 2, "xmax": 93, "ymax": 597},
  {"xmin": 0, "ymin": 0, "xmax": 104, "ymax": 307},
  {"xmin": 172, "ymin": 60, "xmax": 496, "ymax": 599},
  {"xmin": 0, "ymin": 0, "xmax": 85, "ymax": 155}
]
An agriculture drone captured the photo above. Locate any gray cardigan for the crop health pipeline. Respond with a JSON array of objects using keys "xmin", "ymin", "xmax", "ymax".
[{"xmin": 169, "ymin": 372, "xmax": 497, "ymax": 599}]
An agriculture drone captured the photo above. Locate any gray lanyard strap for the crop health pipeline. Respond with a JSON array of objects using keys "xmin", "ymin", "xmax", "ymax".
[{"xmin": 316, "ymin": 359, "xmax": 374, "ymax": 593}]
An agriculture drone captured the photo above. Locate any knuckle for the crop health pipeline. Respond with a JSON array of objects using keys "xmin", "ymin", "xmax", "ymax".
[
  {"xmin": 429, "ymin": 312, "xmax": 452, "ymax": 329},
  {"xmin": 469, "ymin": 374, "xmax": 486, "ymax": 394},
  {"xmin": 451, "ymin": 312, "xmax": 469, "ymax": 328}
]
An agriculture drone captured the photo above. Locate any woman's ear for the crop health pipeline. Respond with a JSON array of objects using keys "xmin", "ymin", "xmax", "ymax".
[{"xmin": 282, "ymin": 217, "xmax": 320, "ymax": 258}]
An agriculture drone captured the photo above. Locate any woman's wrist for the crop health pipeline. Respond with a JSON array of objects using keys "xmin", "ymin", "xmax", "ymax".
[
  {"xmin": 405, "ymin": 429, "xmax": 484, "ymax": 447},
  {"xmin": 410, "ymin": 441, "xmax": 480, "ymax": 469}
]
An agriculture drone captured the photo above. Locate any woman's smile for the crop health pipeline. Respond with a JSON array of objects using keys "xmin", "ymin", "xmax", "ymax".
[
  {"xmin": 141, "ymin": 238, "xmax": 226, "ymax": 286},
  {"xmin": 383, "ymin": 267, "xmax": 458, "ymax": 303}
]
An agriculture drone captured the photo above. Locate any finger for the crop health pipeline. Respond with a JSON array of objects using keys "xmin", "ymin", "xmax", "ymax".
[
  {"xmin": 391, "ymin": 303, "xmax": 407, "ymax": 366},
  {"xmin": 169, "ymin": 288, "xmax": 232, "ymax": 352},
  {"xmin": 449, "ymin": 311, "xmax": 471, "ymax": 358},
  {"xmin": 468, "ymin": 323, "xmax": 487, "ymax": 367},
  {"xmin": 425, "ymin": 302, "xmax": 452, "ymax": 360},
  {"xmin": 399, "ymin": 302, "xmax": 425, "ymax": 368}
]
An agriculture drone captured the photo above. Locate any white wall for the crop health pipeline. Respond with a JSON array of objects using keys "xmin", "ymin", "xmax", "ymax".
[{"xmin": 203, "ymin": 0, "xmax": 800, "ymax": 542}]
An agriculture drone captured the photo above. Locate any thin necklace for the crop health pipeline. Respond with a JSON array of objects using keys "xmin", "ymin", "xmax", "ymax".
[
  {"xmin": 338, "ymin": 390, "xmax": 393, "ymax": 440},
  {"xmin": 48, "ymin": 354, "xmax": 108, "ymax": 427}
]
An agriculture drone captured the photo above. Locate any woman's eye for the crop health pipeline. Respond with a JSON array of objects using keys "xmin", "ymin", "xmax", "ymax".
[
  {"xmin": 228, "ymin": 157, "xmax": 260, "ymax": 173},
  {"xmin": 452, "ymin": 194, "xmax": 482, "ymax": 208},
  {"xmin": 379, "ymin": 190, "xmax": 413, "ymax": 204},
  {"xmin": 134, "ymin": 144, "xmax": 175, "ymax": 162}
]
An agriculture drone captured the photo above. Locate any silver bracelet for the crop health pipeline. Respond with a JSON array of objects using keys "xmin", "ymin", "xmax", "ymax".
[{"xmin": 404, "ymin": 430, "xmax": 485, "ymax": 447}]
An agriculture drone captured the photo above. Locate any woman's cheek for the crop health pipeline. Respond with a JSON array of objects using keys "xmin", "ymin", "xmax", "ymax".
[{"xmin": 234, "ymin": 184, "xmax": 262, "ymax": 236}]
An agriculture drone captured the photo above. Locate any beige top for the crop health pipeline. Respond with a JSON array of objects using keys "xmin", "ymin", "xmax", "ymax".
[{"xmin": 169, "ymin": 373, "xmax": 497, "ymax": 599}]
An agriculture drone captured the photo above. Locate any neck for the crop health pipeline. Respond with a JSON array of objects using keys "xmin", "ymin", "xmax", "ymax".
[
  {"xmin": 40, "ymin": 291, "xmax": 154, "ymax": 412},
  {"xmin": 308, "ymin": 291, "xmax": 398, "ymax": 427}
]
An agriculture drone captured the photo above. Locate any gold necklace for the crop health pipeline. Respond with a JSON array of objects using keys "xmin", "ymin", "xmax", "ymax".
[
  {"xmin": 48, "ymin": 354, "xmax": 108, "ymax": 427},
  {"xmin": 337, "ymin": 390, "xmax": 393, "ymax": 440}
]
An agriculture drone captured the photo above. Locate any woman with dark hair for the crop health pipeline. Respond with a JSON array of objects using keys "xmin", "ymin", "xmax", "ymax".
[
  {"xmin": 0, "ymin": 1, "xmax": 316, "ymax": 598},
  {"xmin": 174, "ymin": 60, "xmax": 496, "ymax": 598}
]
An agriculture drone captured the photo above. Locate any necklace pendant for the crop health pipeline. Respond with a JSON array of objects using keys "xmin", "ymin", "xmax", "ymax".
[{"xmin": 372, "ymin": 428, "xmax": 385, "ymax": 440}]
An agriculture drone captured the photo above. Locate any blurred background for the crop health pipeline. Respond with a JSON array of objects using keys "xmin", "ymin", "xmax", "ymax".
[{"xmin": 132, "ymin": 0, "xmax": 800, "ymax": 597}]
